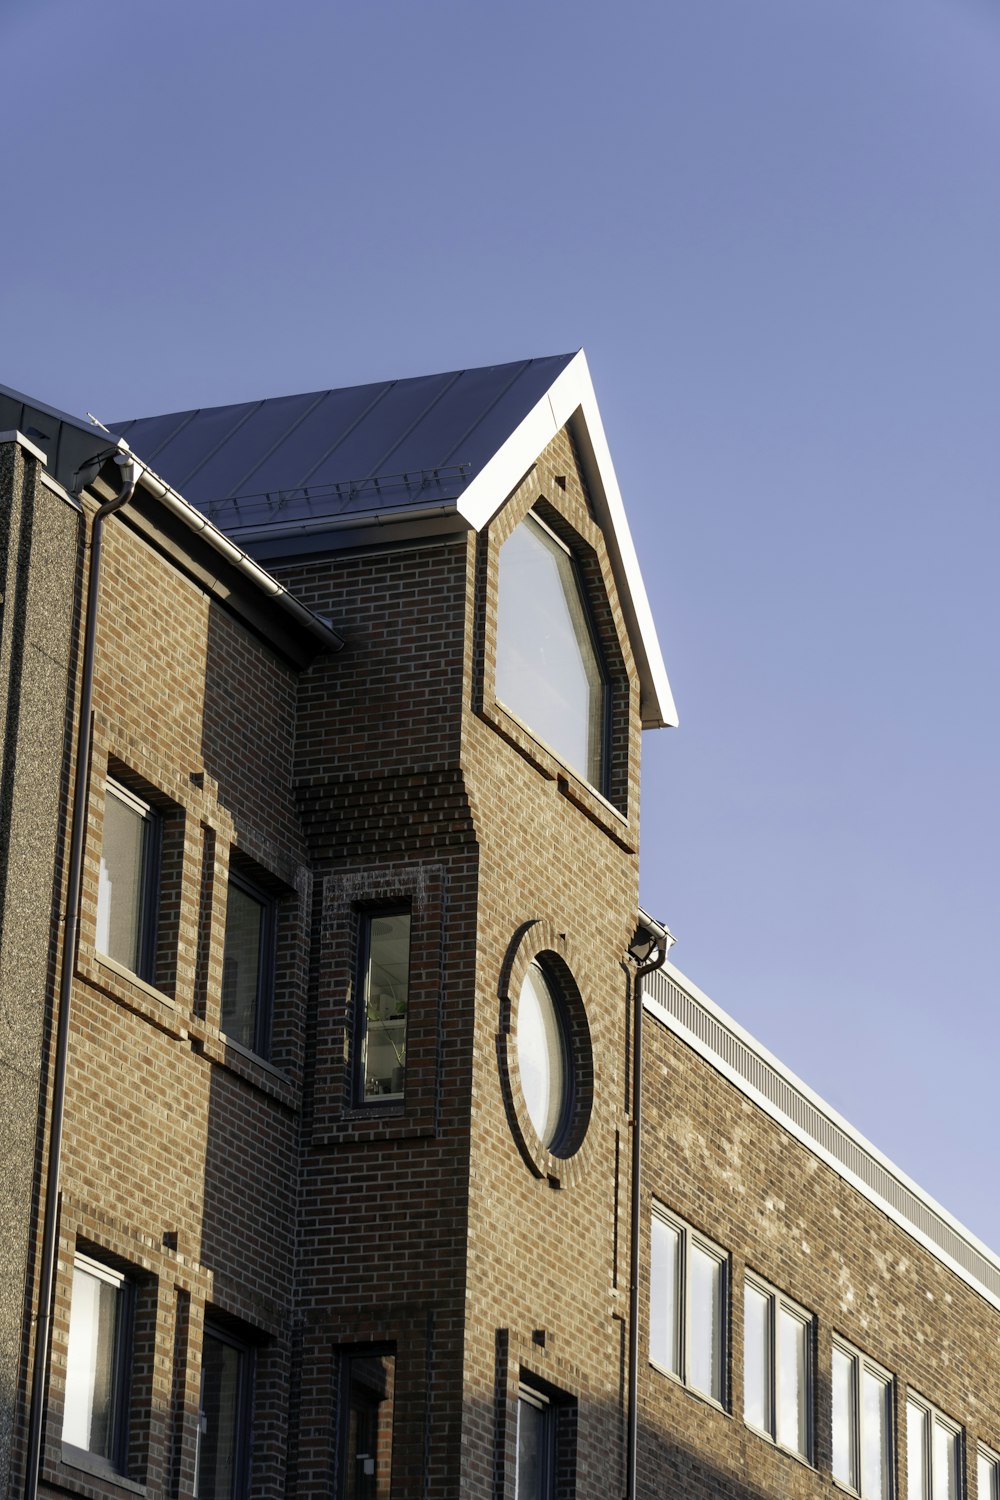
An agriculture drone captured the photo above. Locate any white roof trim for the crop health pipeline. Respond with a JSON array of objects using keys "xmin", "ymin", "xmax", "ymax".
[
  {"xmin": 0, "ymin": 429, "xmax": 48, "ymax": 465},
  {"xmin": 646, "ymin": 958, "xmax": 1000, "ymax": 1311},
  {"xmin": 457, "ymin": 351, "xmax": 677, "ymax": 729}
]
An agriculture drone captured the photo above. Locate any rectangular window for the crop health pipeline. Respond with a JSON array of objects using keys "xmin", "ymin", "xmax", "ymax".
[
  {"xmin": 743, "ymin": 1273, "xmax": 813, "ymax": 1461},
  {"xmin": 978, "ymin": 1445, "xmax": 1000, "ymax": 1500},
  {"xmin": 832, "ymin": 1337, "xmax": 893, "ymax": 1498},
  {"xmin": 515, "ymin": 1377, "xmax": 574, "ymax": 1500},
  {"xmin": 356, "ymin": 909, "xmax": 410, "ymax": 1104},
  {"xmin": 62, "ymin": 1253, "xmax": 132, "ymax": 1471},
  {"xmin": 339, "ymin": 1349, "xmax": 395, "ymax": 1499},
  {"xmin": 221, "ymin": 874, "xmax": 275, "ymax": 1057},
  {"xmin": 907, "ymin": 1394, "xmax": 961, "ymax": 1500},
  {"xmin": 96, "ymin": 780, "xmax": 159, "ymax": 979},
  {"xmin": 195, "ymin": 1321, "xmax": 254, "ymax": 1499},
  {"xmin": 649, "ymin": 1203, "xmax": 726, "ymax": 1406}
]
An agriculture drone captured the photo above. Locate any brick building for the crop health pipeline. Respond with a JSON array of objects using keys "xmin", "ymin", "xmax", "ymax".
[{"xmin": 1, "ymin": 355, "xmax": 997, "ymax": 1500}]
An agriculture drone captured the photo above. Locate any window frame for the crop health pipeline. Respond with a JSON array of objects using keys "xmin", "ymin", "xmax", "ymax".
[
  {"xmin": 743, "ymin": 1271, "xmax": 814, "ymax": 1463},
  {"xmin": 495, "ymin": 509, "xmax": 610, "ymax": 796},
  {"xmin": 906, "ymin": 1392, "xmax": 962, "ymax": 1500},
  {"xmin": 61, "ymin": 1251, "xmax": 134, "ymax": 1476},
  {"xmin": 649, "ymin": 1202, "xmax": 728, "ymax": 1409},
  {"xmin": 516, "ymin": 1382, "xmax": 557, "ymax": 1500},
  {"xmin": 221, "ymin": 869, "xmax": 276, "ymax": 1060},
  {"xmin": 978, "ymin": 1442, "xmax": 1000, "ymax": 1500},
  {"xmin": 337, "ymin": 1344, "xmax": 396, "ymax": 1499},
  {"xmin": 194, "ymin": 1318, "xmax": 255, "ymax": 1500},
  {"xmin": 96, "ymin": 778, "xmax": 161, "ymax": 982},
  {"xmin": 354, "ymin": 905, "xmax": 412, "ymax": 1108},
  {"xmin": 832, "ymin": 1335, "xmax": 894, "ymax": 1499}
]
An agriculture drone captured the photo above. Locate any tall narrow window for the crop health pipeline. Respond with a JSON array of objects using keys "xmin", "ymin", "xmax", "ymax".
[
  {"xmin": 832, "ymin": 1338, "xmax": 893, "ymax": 1498},
  {"xmin": 649, "ymin": 1204, "xmax": 727, "ymax": 1406},
  {"xmin": 978, "ymin": 1445, "xmax": 1000, "ymax": 1500},
  {"xmin": 907, "ymin": 1395, "xmax": 960, "ymax": 1500},
  {"xmin": 221, "ymin": 874, "xmax": 275, "ymax": 1057},
  {"xmin": 514, "ymin": 1379, "xmax": 574, "ymax": 1500},
  {"xmin": 96, "ymin": 780, "xmax": 159, "ymax": 979},
  {"xmin": 356, "ymin": 910, "xmax": 410, "ymax": 1103},
  {"xmin": 340, "ymin": 1350, "xmax": 395, "ymax": 1500},
  {"xmin": 496, "ymin": 513, "xmax": 606, "ymax": 789},
  {"xmin": 195, "ymin": 1322, "xmax": 253, "ymax": 1499},
  {"xmin": 743, "ymin": 1274, "xmax": 813, "ymax": 1461},
  {"xmin": 62, "ymin": 1253, "xmax": 133, "ymax": 1472}
]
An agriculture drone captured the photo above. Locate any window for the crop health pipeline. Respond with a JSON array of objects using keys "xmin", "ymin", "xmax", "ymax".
[
  {"xmin": 832, "ymin": 1338, "xmax": 893, "ymax": 1498},
  {"xmin": 195, "ymin": 1322, "xmax": 253, "ymax": 1499},
  {"xmin": 978, "ymin": 1444, "xmax": 1000, "ymax": 1500},
  {"xmin": 496, "ymin": 512, "xmax": 606, "ymax": 789},
  {"xmin": 516, "ymin": 961, "xmax": 572, "ymax": 1151},
  {"xmin": 907, "ymin": 1395, "xmax": 961, "ymax": 1500},
  {"xmin": 339, "ymin": 1349, "xmax": 395, "ymax": 1499},
  {"xmin": 515, "ymin": 1379, "xmax": 574, "ymax": 1500},
  {"xmin": 221, "ymin": 874, "xmax": 275, "ymax": 1056},
  {"xmin": 62, "ymin": 1253, "xmax": 132, "ymax": 1471},
  {"xmin": 649, "ymin": 1204, "xmax": 727, "ymax": 1406},
  {"xmin": 96, "ymin": 780, "xmax": 159, "ymax": 979},
  {"xmin": 743, "ymin": 1273, "xmax": 813, "ymax": 1460},
  {"xmin": 356, "ymin": 910, "xmax": 410, "ymax": 1104}
]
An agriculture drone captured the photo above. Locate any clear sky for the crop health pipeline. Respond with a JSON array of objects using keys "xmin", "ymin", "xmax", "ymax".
[{"xmin": 4, "ymin": 0, "xmax": 998, "ymax": 1250}]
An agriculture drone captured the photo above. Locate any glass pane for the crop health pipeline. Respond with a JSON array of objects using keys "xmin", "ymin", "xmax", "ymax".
[
  {"xmin": 907, "ymin": 1401, "xmax": 926, "ymax": 1500},
  {"xmin": 688, "ymin": 1244, "xmax": 722, "ymax": 1400},
  {"xmin": 516, "ymin": 963, "xmax": 568, "ymax": 1149},
  {"xmin": 744, "ymin": 1283, "xmax": 769, "ymax": 1432},
  {"xmin": 496, "ymin": 516, "xmax": 605, "ymax": 787},
  {"xmin": 361, "ymin": 913, "xmax": 410, "ymax": 1102},
  {"xmin": 649, "ymin": 1216, "xmax": 680, "ymax": 1375},
  {"xmin": 979, "ymin": 1451, "xmax": 999, "ymax": 1500},
  {"xmin": 832, "ymin": 1346, "xmax": 856, "ymax": 1488},
  {"xmin": 197, "ymin": 1333, "xmax": 242, "ymax": 1499},
  {"xmin": 932, "ymin": 1418, "xmax": 958, "ymax": 1500},
  {"xmin": 63, "ymin": 1263, "xmax": 120, "ymax": 1458},
  {"xmin": 97, "ymin": 789, "xmax": 149, "ymax": 971},
  {"xmin": 516, "ymin": 1396, "xmax": 550, "ymax": 1500},
  {"xmin": 777, "ymin": 1306, "xmax": 808, "ymax": 1456},
  {"xmin": 345, "ymin": 1353, "xmax": 395, "ymax": 1500},
  {"xmin": 221, "ymin": 883, "xmax": 265, "ymax": 1050},
  {"xmin": 861, "ymin": 1368, "xmax": 890, "ymax": 1500}
]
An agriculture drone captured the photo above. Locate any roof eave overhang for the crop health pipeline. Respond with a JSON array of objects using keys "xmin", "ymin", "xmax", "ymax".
[{"xmin": 455, "ymin": 350, "xmax": 678, "ymax": 729}]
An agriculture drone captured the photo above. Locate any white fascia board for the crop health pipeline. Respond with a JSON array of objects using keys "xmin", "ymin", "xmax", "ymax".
[
  {"xmin": 0, "ymin": 429, "xmax": 48, "ymax": 465},
  {"xmin": 456, "ymin": 351, "xmax": 678, "ymax": 729}
]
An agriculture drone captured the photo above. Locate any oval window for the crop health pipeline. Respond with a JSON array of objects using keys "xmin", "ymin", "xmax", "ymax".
[{"xmin": 516, "ymin": 961, "xmax": 571, "ymax": 1150}]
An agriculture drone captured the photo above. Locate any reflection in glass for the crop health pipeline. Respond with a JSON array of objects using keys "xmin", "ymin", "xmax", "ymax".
[
  {"xmin": 222, "ymin": 882, "xmax": 267, "ymax": 1051},
  {"xmin": 496, "ymin": 515, "xmax": 605, "ymax": 788},
  {"xmin": 649, "ymin": 1216, "xmax": 680, "ymax": 1375},
  {"xmin": 96, "ymin": 786, "xmax": 152, "ymax": 973},
  {"xmin": 744, "ymin": 1283, "xmax": 769, "ymax": 1433},
  {"xmin": 932, "ymin": 1416, "xmax": 958, "ymax": 1500},
  {"xmin": 688, "ymin": 1244, "xmax": 721, "ymax": 1400},
  {"xmin": 196, "ymin": 1332, "xmax": 245, "ymax": 1499},
  {"xmin": 517, "ymin": 963, "xmax": 568, "ymax": 1149},
  {"xmin": 63, "ymin": 1260, "xmax": 124, "ymax": 1459},
  {"xmin": 344, "ymin": 1352, "xmax": 395, "ymax": 1500},
  {"xmin": 777, "ymin": 1305, "xmax": 808, "ymax": 1456},
  {"xmin": 862, "ymin": 1366, "xmax": 890, "ymax": 1499},
  {"xmin": 361, "ymin": 912, "xmax": 410, "ymax": 1102},
  {"xmin": 907, "ymin": 1400, "xmax": 926, "ymax": 1500},
  {"xmin": 979, "ymin": 1449, "xmax": 1000, "ymax": 1500},
  {"xmin": 832, "ymin": 1345, "xmax": 855, "ymax": 1487}
]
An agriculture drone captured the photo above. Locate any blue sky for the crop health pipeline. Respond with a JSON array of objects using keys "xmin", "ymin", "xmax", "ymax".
[{"xmin": 4, "ymin": 0, "xmax": 998, "ymax": 1249}]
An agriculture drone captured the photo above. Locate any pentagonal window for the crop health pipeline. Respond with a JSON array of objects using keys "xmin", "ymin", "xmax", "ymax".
[{"xmin": 496, "ymin": 514, "xmax": 606, "ymax": 789}]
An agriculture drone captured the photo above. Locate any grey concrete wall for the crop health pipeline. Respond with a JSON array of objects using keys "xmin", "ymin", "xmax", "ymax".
[{"xmin": 0, "ymin": 440, "xmax": 79, "ymax": 1496}]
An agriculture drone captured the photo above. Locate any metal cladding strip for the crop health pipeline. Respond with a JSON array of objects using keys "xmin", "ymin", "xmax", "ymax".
[
  {"xmin": 125, "ymin": 448, "xmax": 344, "ymax": 651},
  {"xmin": 645, "ymin": 960, "xmax": 1000, "ymax": 1310}
]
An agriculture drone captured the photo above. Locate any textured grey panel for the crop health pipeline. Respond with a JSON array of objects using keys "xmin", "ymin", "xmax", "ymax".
[{"xmin": 645, "ymin": 965, "xmax": 1000, "ymax": 1304}]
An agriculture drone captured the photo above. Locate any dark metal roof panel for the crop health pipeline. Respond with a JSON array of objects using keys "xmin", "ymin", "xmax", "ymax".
[{"xmin": 109, "ymin": 355, "xmax": 576, "ymax": 540}]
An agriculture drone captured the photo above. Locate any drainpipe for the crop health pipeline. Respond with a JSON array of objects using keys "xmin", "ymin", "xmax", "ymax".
[
  {"xmin": 24, "ymin": 453, "xmax": 139, "ymax": 1500},
  {"xmin": 625, "ymin": 910, "xmax": 674, "ymax": 1500}
]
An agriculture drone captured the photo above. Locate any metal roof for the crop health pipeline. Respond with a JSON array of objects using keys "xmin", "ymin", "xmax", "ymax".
[{"xmin": 110, "ymin": 355, "xmax": 577, "ymax": 536}]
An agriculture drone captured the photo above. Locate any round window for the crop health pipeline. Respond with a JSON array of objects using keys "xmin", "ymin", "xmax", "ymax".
[{"xmin": 516, "ymin": 961, "xmax": 571, "ymax": 1150}]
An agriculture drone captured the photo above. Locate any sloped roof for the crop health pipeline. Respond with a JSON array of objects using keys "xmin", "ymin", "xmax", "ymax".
[{"xmin": 112, "ymin": 353, "xmax": 677, "ymax": 728}]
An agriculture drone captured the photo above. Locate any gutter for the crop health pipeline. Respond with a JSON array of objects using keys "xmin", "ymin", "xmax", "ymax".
[
  {"xmin": 625, "ymin": 910, "xmax": 675, "ymax": 1500},
  {"xmin": 24, "ymin": 456, "xmax": 139, "ymax": 1500}
]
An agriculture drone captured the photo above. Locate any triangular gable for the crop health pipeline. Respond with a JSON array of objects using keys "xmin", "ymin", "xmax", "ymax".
[{"xmin": 458, "ymin": 351, "xmax": 677, "ymax": 730}]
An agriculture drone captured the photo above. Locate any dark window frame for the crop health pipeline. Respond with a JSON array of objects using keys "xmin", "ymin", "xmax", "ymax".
[
  {"xmin": 221, "ymin": 869, "xmax": 277, "ymax": 1059},
  {"xmin": 97, "ymin": 778, "xmax": 162, "ymax": 983},
  {"xmin": 336, "ymin": 1344, "xmax": 396, "ymax": 1500},
  {"xmin": 195, "ymin": 1318, "xmax": 255, "ymax": 1500},
  {"xmin": 353, "ymin": 905, "xmax": 412, "ymax": 1109},
  {"xmin": 61, "ymin": 1251, "xmax": 135, "ymax": 1476}
]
